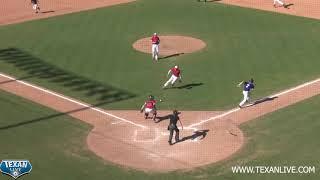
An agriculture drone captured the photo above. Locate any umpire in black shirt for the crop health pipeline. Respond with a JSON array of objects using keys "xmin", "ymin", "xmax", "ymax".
[{"xmin": 167, "ymin": 110, "xmax": 183, "ymax": 145}]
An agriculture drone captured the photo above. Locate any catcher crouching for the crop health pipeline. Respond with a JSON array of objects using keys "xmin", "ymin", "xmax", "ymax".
[{"xmin": 140, "ymin": 95, "xmax": 157, "ymax": 121}]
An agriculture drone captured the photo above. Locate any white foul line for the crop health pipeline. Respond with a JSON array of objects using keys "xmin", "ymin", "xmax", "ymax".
[
  {"xmin": 272, "ymin": 78, "xmax": 320, "ymax": 97},
  {"xmin": 0, "ymin": 73, "xmax": 146, "ymax": 129},
  {"xmin": 188, "ymin": 108, "xmax": 240, "ymax": 128},
  {"xmin": 189, "ymin": 78, "xmax": 320, "ymax": 128}
]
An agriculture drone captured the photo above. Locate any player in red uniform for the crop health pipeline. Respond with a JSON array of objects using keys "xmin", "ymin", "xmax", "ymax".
[
  {"xmin": 140, "ymin": 95, "xmax": 157, "ymax": 121},
  {"xmin": 151, "ymin": 33, "xmax": 160, "ymax": 61},
  {"xmin": 163, "ymin": 65, "xmax": 182, "ymax": 89}
]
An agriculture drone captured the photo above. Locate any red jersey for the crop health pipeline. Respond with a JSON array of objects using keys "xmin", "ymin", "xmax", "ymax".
[
  {"xmin": 171, "ymin": 68, "xmax": 181, "ymax": 77},
  {"xmin": 151, "ymin": 35, "xmax": 160, "ymax": 44},
  {"xmin": 145, "ymin": 100, "xmax": 156, "ymax": 109}
]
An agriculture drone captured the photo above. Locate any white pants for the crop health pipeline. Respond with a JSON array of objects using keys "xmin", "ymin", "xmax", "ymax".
[
  {"xmin": 145, "ymin": 108, "xmax": 156, "ymax": 114},
  {"xmin": 33, "ymin": 4, "xmax": 38, "ymax": 10},
  {"xmin": 274, "ymin": 0, "xmax": 285, "ymax": 5},
  {"xmin": 164, "ymin": 75, "xmax": 178, "ymax": 87},
  {"xmin": 239, "ymin": 91, "xmax": 250, "ymax": 106},
  {"xmin": 152, "ymin": 44, "xmax": 159, "ymax": 60}
]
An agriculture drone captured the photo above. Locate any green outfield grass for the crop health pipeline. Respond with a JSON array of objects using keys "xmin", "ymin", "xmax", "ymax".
[
  {"xmin": 0, "ymin": 89, "xmax": 319, "ymax": 180},
  {"xmin": 0, "ymin": 0, "xmax": 319, "ymax": 111}
]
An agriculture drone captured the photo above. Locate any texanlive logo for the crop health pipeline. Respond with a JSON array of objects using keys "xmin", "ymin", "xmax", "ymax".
[{"xmin": 0, "ymin": 160, "xmax": 32, "ymax": 179}]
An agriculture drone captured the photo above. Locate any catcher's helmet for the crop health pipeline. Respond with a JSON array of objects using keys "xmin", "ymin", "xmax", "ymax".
[{"xmin": 148, "ymin": 95, "xmax": 154, "ymax": 100}]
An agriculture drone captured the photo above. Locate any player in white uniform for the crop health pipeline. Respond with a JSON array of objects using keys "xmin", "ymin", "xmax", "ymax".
[
  {"xmin": 31, "ymin": 0, "xmax": 41, "ymax": 13},
  {"xmin": 273, "ymin": 0, "xmax": 288, "ymax": 8}
]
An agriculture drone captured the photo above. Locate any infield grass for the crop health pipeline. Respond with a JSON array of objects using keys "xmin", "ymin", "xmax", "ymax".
[{"xmin": 0, "ymin": 0, "xmax": 319, "ymax": 111}]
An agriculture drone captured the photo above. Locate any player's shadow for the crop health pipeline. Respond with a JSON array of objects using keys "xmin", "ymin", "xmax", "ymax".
[
  {"xmin": 41, "ymin": 10, "xmax": 55, "ymax": 14},
  {"xmin": 285, "ymin": 3, "xmax": 294, "ymax": 8},
  {"xmin": 155, "ymin": 111, "xmax": 182, "ymax": 123},
  {"xmin": 0, "ymin": 48, "xmax": 136, "ymax": 104},
  {"xmin": 172, "ymin": 83, "xmax": 203, "ymax": 89},
  {"xmin": 197, "ymin": 0, "xmax": 222, "ymax": 2},
  {"xmin": 179, "ymin": 129, "xmax": 209, "ymax": 142},
  {"xmin": 159, "ymin": 53, "xmax": 184, "ymax": 60},
  {"xmin": 245, "ymin": 96, "xmax": 278, "ymax": 108},
  {"xmin": 253, "ymin": 96, "xmax": 278, "ymax": 105}
]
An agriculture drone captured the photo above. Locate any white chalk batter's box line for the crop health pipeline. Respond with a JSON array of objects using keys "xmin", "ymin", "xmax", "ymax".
[{"xmin": 0, "ymin": 73, "xmax": 319, "ymax": 130}]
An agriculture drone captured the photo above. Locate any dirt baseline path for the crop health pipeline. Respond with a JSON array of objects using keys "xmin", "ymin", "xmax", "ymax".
[
  {"xmin": 0, "ymin": 72, "xmax": 320, "ymax": 171},
  {"xmin": 219, "ymin": 0, "xmax": 320, "ymax": 20},
  {"xmin": 0, "ymin": 0, "xmax": 136, "ymax": 26},
  {"xmin": 1, "ymin": 0, "xmax": 319, "ymax": 27}
]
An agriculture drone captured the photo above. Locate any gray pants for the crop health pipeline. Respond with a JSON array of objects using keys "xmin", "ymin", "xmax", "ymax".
[{"xmin": 168, "ymin": 125, "xmax": 179, "ymax": 143}]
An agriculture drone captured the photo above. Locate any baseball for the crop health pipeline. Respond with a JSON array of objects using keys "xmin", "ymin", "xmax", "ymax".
[{"xmin": 159, "ymin": 99, "xmax": 163, "ymax": 102}]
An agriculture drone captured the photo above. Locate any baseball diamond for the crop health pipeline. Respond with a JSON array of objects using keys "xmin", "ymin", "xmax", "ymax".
[{"xmin": 0, "ymin": 0, "xmax": 319, "ymax": 179}]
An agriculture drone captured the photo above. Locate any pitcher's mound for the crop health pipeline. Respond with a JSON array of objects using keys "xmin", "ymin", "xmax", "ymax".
[{"xmin": 132, "ymin": 35, "xmax": 206, "ymax": 57}]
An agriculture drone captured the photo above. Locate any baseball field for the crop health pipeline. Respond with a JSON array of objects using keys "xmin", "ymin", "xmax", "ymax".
[{"xmin": 0, "ymin": 0, "xmax": 319, "ymax": 179}]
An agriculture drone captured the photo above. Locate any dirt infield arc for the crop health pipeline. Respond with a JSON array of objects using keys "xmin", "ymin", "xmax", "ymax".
[
  {"xmin": 0, "ymin": 0, "xmax": 136, "ymax": 26},
  {"xmin": 1, "ymin": 73, "xmax": 320, "ymax": 171},
  {"xmin": 132, "ymin": 36, "xmax": 206, "ymax": 57},
  {"xmin": 0, "ymin": 0, "xmax": 319, "ymax": 26},
  {"xmin": 220, "ymin": 0, "xmax": 320, "ymax": 20}
]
